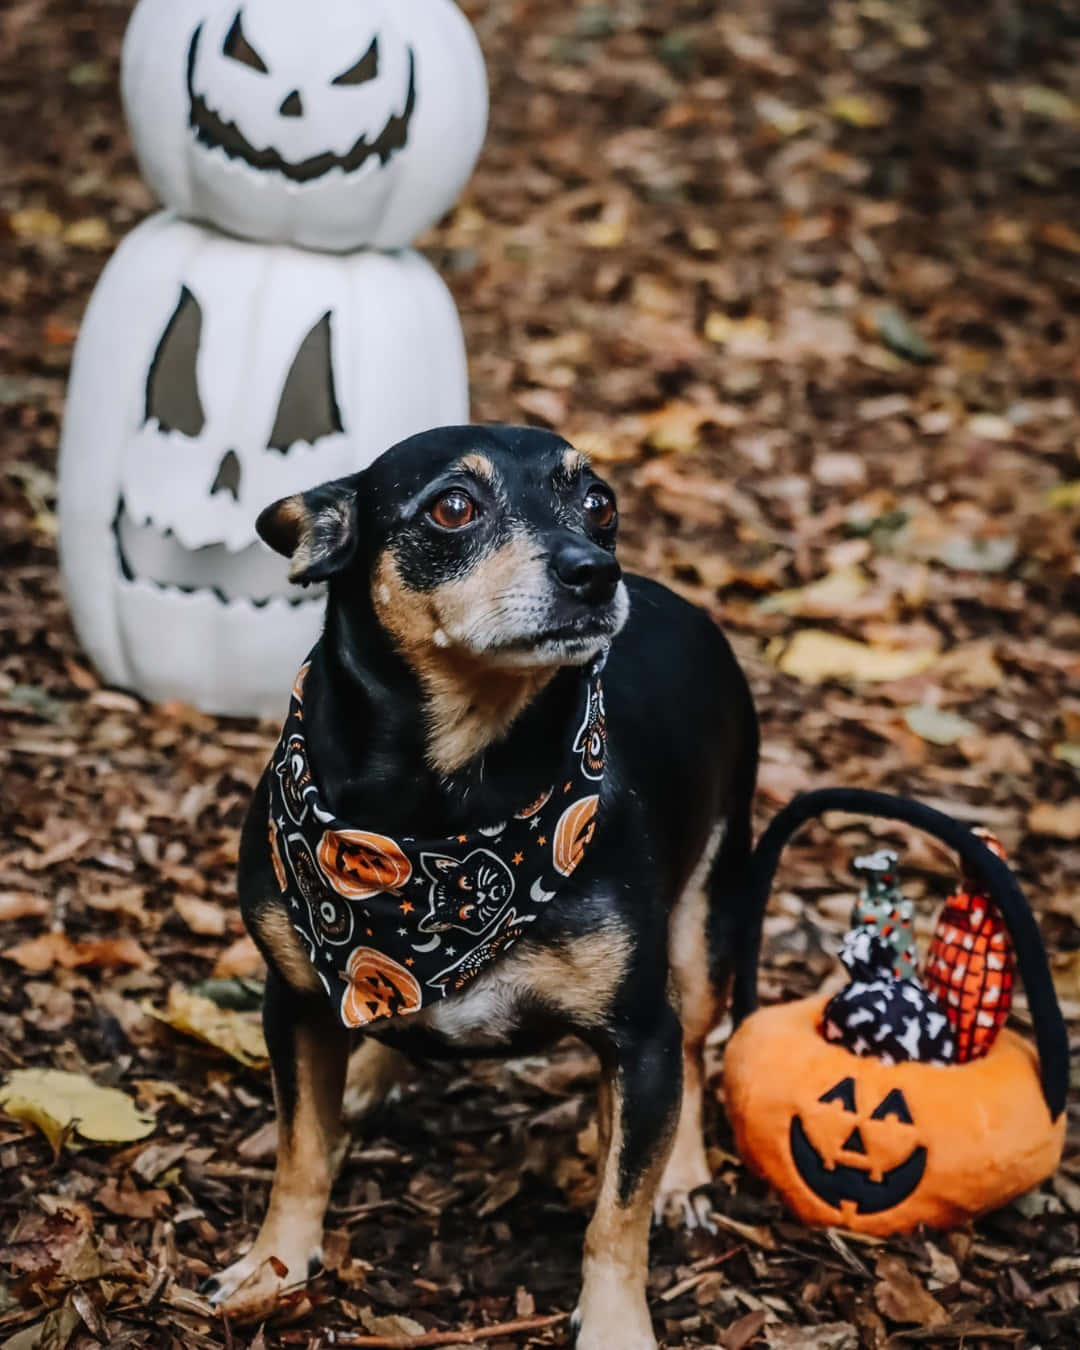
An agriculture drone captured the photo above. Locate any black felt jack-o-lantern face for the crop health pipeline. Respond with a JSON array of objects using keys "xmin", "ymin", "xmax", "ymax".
[
  {"xmin": 789, "ymin": 1075, "xmax": 926, "ymax": 1215},
  {"xmin": 186, "ymin": 5, "xmax": 416, "ymax": 186}
]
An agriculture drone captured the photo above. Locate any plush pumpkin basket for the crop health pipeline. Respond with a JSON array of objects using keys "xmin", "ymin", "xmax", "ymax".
[{"xmin": 724, "ymin": 788, "xmax": 1069, "ymax": 1237}]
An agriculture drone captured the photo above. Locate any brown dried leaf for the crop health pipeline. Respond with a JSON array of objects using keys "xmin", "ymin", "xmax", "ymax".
[{"xmin": 874, "ymin": 1254, "xmax": 947, "ymax": 1326}]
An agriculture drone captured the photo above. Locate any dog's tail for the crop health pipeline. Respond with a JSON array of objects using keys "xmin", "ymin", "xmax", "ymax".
[{"xmin": 728, "ymin": 786, "xmax": 1069, "ymax": 1120}]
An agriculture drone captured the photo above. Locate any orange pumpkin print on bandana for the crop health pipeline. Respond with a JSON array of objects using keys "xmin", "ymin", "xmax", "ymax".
[
  {"xmin": 340, "ymin": 947, "xmax": 422, "ymax": 1027},
  {"xmin": 292, "ymin": 661, "xmax": 311, "ymax": 705},
  {"xmin": 553, "ymin": 795, "xmax": 599, "ymax": 877},
  {"xmin": 318, "ymin": 829, "xmax": 413, "ymax": 899}
]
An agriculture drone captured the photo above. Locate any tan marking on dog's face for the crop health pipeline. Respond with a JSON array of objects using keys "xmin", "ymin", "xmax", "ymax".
[
  {"xmin": 456, "ymin": 451, "xmax": 498, "ymax": 484},
  {"xmin": 561, "ymin": 447, "xmax": 590, "ymax": 477},
  {"xmin": 252, "ymin": 905, "xmax": 323, "ymax": 995},
  {"xmin": 371, "ymin": 543, "xmax": 560, "ymax": 773}
]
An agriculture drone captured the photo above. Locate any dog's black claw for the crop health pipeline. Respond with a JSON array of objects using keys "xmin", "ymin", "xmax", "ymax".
[
  {"xmin": 199, "ymin": 1276, "xmax": 220, "ymax": 1297},
  {"xmin": 570, "ymin": 1308, "xmax": 582, "ymax": 1345}
]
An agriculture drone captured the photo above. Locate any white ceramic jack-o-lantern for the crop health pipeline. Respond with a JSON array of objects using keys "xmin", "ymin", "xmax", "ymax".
[
  {"xmin": 122, "ymin": 0, "xmax": 488, "ymax": 252},
  {"xmin": 58, "ymin": 212, "xmax": 468, "ymax": 717}
]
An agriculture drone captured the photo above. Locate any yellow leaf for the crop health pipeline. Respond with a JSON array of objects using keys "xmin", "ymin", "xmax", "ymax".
[
  {"xmin": 1028, "ymin": 799, "xmax": 1080, "ymax": 841},
  {"xmin": 62, "ymin": 217, "xmax": 112, "ymax": 249},
  {"xmin": 0, "ymin": 1068, "xmax": 154, "ymax": 1152},
  {"xmin": 828, "ymin": 94, "xmax": 890, "ymax": 128},
  {"xmin": 1047, "ymin": 480, "xmax": 1080, "ymax": 509},
  {"xmin": 583, "ymin": 217, "xmax": 626, "ymax": 249},
  {"xmin": 771, "ymin": 630, "xmax": 936, "ymax": 684},
  {"xmin": 144, "ymin": 986, "xmax": 269, "ymax": 1069},
  {"xmin": 1052, "ymin": 743, "xmax": 1080, "ymax": 769},
  {"xmin": 758, "ymin": 566, "xmax": 868, "ymax": 617},
  {"xmin": 9, "ymin": 207, "xmax": 63, "ymax": 240}
]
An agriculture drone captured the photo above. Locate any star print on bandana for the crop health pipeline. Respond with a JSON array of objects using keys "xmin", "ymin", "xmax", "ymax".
[{"xmin": 267, "ymin": 651, "xmax": 608, "ymax": 1027}]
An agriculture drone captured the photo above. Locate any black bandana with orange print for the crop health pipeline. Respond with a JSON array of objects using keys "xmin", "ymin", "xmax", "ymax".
[{"xmin": 267, "ymin": 654, "xmax": 607, "ymax": 1029}]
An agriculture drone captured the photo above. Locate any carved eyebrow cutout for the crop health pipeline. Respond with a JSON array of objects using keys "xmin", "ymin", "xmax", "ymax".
[
  {"xmin": 332, "ymin": 36, "xmax": 379, "ymax": 86},
  {"xmin": 145, "ymin": 285, "xmax": 206, "ymax": 437},
  {"xmin": 223, "ymin": 10, "xmax": 268, "ymax": 73},
  {"xmin": 267, "ymin": 312, "xmax": 345, "ymax": 452}
]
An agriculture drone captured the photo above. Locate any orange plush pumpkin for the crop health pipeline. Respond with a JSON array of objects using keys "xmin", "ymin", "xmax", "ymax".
[{"xmin": 724, "ymin": 788, "xmax": 1069, "ymax": 1236}]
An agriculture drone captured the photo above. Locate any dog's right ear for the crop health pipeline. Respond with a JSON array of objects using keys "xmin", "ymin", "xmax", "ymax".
[{"xmin": 257, "ymin": 477, "xmax": 361, "ymax": 585}]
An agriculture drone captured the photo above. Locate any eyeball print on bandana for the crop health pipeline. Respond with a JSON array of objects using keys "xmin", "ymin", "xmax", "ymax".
[{"xmin": 267, "ymin": 653, "xmax": 607, "ymax": 1026}]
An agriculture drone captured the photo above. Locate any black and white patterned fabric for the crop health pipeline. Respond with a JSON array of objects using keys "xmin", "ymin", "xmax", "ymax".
[
  {"xmin": 266, "ymin": 649, "xmax": 607, "ymax": 1030},
  {"xmin": 822, "ymin": 929, "xmax": 955, "ymax": 1066}
]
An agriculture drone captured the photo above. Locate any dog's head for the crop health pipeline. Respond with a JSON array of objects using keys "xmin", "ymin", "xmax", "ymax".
[{"xmin": 258, "ymin": 425, "xmax": 629, "ymax": 672}]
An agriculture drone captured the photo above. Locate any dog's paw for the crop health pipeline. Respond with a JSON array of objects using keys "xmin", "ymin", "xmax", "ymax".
[
  {"xmin": 201, "ymin": 1245, "xmax": 320, "ymax": 1322},
  {"xmin": 571, "ymin": 1306, "xmax": 658, "ymax": 1350},
  {"xmin": 652, "ymin": 1182, "xmax": 717, "ymax": 1233}
]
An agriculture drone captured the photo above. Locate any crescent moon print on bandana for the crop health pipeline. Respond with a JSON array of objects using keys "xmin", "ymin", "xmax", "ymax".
[{"xmin": 268, "ymin": 652, "xmax": 607, "ymax": 1027}]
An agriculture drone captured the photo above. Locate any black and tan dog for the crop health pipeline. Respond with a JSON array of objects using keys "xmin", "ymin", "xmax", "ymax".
[{"xmin": 205, "ymin": 425, "xmax": 758, "ymax": 1348}]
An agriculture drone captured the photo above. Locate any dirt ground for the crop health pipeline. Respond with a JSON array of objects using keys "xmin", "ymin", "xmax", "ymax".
[{"xmin": 1, "ymin": 1, "xmax": 1079, "ymax": 1347}]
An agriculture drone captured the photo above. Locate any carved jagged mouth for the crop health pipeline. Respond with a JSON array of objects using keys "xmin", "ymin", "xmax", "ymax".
[
  {"xmin": 185, "ymin": 25, "xmax": 416, "ymax": 184},
  {"xmin": 113, "ymin": 499, "xmax": 323, "ymax": 608},
  {"xmin": 789, "ymin": 1116, "xmax": 927, "ymax": 1215}
]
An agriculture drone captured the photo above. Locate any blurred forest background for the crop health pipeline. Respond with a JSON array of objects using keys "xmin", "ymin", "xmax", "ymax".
[{"xmin": 1, "ymin": 1, "xmax": 1079, "ymax": 1347}]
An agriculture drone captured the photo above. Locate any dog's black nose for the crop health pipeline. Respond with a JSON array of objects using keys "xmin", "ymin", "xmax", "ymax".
[{"xmin": 551, "ymin": 538, "xmax": 621, "ymax": 605}]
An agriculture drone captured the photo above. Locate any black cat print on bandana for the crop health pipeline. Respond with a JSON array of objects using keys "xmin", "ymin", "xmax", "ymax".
[{"xmin": 267, "ymin": 654, "xmax": 607, "ymax": 1029}]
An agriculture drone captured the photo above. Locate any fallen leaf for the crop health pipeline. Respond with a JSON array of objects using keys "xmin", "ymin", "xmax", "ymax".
[
  {"xmin": 1, "ymin": 932, "xmax": 152, "ymax": 973},
  {"xmin": 874, "ymin": 1254, "xmax": 948, "ymax": 1326},
  {"xmin": 828, "ymin": 93, "xmax": 890, "ymax": 127},
  {"xmin": 173, "ymin": 895, "xmax": 227, "ymax": 936},
  {"xmin": 97, "ymin": 1172, "xmax": 171, "ymax": 1218},
  {"xmin": 1020, "ymin": 85, "xmax": 1080, "ymax": 123},
  {"xmin": 1052, "ymin": 743, "xmax": 1080, "ymax": 769},
  {"xmin": 723, "ymin": 1309, "xmax": 768, "ymax": 1349},
  {"xmin": 872, "ymin": 305, "xmax": 934, "ymax": 363},
  {"xmin": 758, "ymin": 566, "xmax": 868, "ymax": 617},
  {"xmin": 1047, "ymin": 480, "xmax": 1080, "ymax": 509},
  {"xmin": 211, "ymin": 935, "xmax": 264, "ymax": 978},
  {"xmin": 1036, "ymin": 222, "xmax": 1080, "ymax": 255},
  {"xmin": 0, "ymin": 893, "xmax": 50, "ymax": 922},
  {"xmin": 9, "ymin": 207, "xmax": 63, "ymax": 240},
  {"xmin": 766, "ymin": 1323, "xmax": 858, "ymax": 1350},
  {"xmin": 61, "ymin": 217, "xmax": 112, "ymax": 249},
  {"xmin": 144, "ymin": 986, "xmax": 269, "ymax": 1069},
  {"xmin": 0, "ymin": 1068, "xmax": 154, "ymax": 1152},
  {"xmin": 358, "ymin": 1307, "xmax": 427, "ymax": 1338},
  {"xmin": 1028, "ymin": 799, "xmax": 1080, "ymax": 840},
  {"xmin": 903, "ymin": 705, "xmax": 977, "ymax": 746},
  {"xmin": 770, "ymin": 630, "xmax": 936, "ymax": 684}
]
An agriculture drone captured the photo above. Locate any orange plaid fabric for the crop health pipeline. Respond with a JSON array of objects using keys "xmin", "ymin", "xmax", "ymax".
[{"xmin": 924, "ymin": 832, "xmax": 1015, "ymax": 1062}]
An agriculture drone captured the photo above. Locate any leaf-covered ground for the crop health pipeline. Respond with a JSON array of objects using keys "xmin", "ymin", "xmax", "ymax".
[{"xmin": 1, "ymin": 1, "xmax": 1079, "ymax": 1346}]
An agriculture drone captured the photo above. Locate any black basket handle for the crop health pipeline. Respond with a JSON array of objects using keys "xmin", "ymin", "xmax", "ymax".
[{"xmin": 730, "ymin": 787, "xmax": 1069, "ymax": 1120}]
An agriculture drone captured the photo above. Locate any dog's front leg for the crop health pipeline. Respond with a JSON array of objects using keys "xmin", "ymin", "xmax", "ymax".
[
  {"xmin": 206, "ymin": 968, "xmax": 350, "ymax": 1320},
  {"xmin": 574, "ymin": 1008, "xmax": 682, "ymax": 1350}
]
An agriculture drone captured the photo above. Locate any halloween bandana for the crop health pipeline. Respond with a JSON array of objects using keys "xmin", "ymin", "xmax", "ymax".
[{"xmin": 267, "ymin": 654, "xmax": 607, "ymax": 1028}]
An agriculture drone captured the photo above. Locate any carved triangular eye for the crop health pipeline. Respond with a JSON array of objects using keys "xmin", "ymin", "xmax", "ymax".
[
  {"xmin": 818, "ymin": 1078, "xmax": 856, "ymax": 1112},
  {"xmin": 870, "ymin": 1088, "xmax": 913, "ymax": 1124},
  {"xmin": 223, "ymin": 10, "xmax": 268, "ymax": 73},
  {"xmin": 332, "ymin": 37, "xmax": 378, "ymax": 86},
  {"xmin": 145, "ymin": 286, "xmax": 206, "ymax": 436},
  {"xmin": 267, "ymin": 312, "xmax": 344, "ymax": 452}
]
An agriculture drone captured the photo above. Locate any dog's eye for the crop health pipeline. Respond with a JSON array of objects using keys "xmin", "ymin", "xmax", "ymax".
[
  {"xmin": 223, "ymin": 12, "xmax": 269, "ymax": 73},
  {"xmin": 428, "ymin": 490, "xmax": 476, "ymax": 530},
  {"xmin": 584, "ymin": 487, "xmax": 616, "ymax": 531}
]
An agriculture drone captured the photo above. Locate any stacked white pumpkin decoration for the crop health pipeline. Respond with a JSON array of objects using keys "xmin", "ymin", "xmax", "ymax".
[{"xmin": 58, "ymin": 0, "xmax": 488, "ymax": 717}]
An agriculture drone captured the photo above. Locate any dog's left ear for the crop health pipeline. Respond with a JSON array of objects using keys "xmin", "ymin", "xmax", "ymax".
[{"xmin": 257, "ymin": 477, "xmax": 361, "ymax": 584}]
